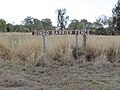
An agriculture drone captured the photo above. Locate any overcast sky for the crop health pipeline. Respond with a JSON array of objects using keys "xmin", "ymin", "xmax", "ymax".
[{"xmin": 0, "ymin": 0, "xmax": 118, "ymax": 26}]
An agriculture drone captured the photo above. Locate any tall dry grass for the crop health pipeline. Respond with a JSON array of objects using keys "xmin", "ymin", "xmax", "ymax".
[{"xmin": 0, "ymin": 32, "xmax": 120, "ymax": 66}]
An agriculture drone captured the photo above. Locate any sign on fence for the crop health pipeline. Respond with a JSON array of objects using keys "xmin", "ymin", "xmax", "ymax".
[
  {"xmin": 32, "ymin": 30, "xmax": 89, "ymax": 59},
  {"xmin": 32, "ymin": 30, "xmax": 89, "ymax": 35}
]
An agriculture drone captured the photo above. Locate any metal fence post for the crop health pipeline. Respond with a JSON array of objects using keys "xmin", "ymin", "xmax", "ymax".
[
  {"xmin": 70, "ymin": 31, "xmax": 73, "ymax": 48},
  {"xmin": 76, "ymin": 33, "xmax": 78, "ymax": 59},
  {"xmin": 83, "ymin": 25, "xmax": 87, "ymax": 49},
  {"xmin": 83, "ymin": 32, "xmax": 86, "ymax": 49},
  {"xmin": 42, "ymin": 34, "xmax": 46, "ymax": 53}
]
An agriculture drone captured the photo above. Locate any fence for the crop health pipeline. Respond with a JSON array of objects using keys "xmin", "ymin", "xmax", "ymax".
[{"xmin": 32, "ymin": 30, "xmax": 90, "ymax": 59}]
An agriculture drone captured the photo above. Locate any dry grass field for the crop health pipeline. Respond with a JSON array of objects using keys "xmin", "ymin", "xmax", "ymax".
[{"xmin": 0, "ymin": 32, "xmax": 120, "ymax": 90}]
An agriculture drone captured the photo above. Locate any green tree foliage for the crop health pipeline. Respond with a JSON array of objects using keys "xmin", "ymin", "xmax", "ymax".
[
  {"xmin": 79, "ymin": 19, "xmax": 89, "ymax": 29},
  {"xmin": 56, "ymin": 8, "xmax": 69, "ymax": 30},
  {"xmin": 93, "ymin": 15, "xmax": 113, "ymax": 28},
  {"xmin": 6, "ymin": 23, "xmax": 13, "ymax": 32},
  {"xmin": 22, "ymin": 16, "xmax": 54, "ymax": 31},
  {"xmin": 68, "ymin": 19, "xmax": 94, "ymax": 30},
  {"xmin": 112, "ymin": 0, "xmax": 120, "ymax": 34},
  {"xmin": 93, "ymin": 17, "xmax": 103, "ymax": 29},
  {"xmin": 32, "ymin": 18, "xmax": 43, "ymax": 30},
  {"xmin": 41, "ymin": 18, "xmax": 53, "ymax": 30},
  {"xmin": 93, "ymin": 15, "xmax": 115, "ymax": 35},
  {"xmin": 68, "ymin": 19, "xmax": 79, "ymax": 30},
  {"xmin": 12, "ymin": 25, "xmax": 29, "ymax": 32},
  {"xmin": 22, "ymin": 16, "xmax": 34, "ymax": 31},
  {"xmin": 0, "ymin": 19, "xmax": 6, "ymax": 32},
  {"xmin": 13, "ymin": 25, "xmax": 21, "ymax": 32}
]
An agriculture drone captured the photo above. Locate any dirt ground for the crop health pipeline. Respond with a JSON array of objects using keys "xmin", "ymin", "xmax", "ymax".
[{"xmin": 0, "ymin": 59, "xmax": 120, "ymax": 90}]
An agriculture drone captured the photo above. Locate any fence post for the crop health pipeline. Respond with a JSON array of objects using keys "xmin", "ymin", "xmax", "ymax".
[
  {"xmin": 83, "ymin": 32, "xmax": 86, "ymax": 49},
  {"xmin": 76, "ymin": 33, "xmax": 78, "ymax": 59},
  {"xmin": 42, "ymin": 34, "xmax": 46, "ymax": 53},
  {"xmin": 83, "ymin": 25, "xmax": 87, "ymax": 49},
  {"xmin": 69, "ymin": 31, "xmax": 73, "ymax": 48}
]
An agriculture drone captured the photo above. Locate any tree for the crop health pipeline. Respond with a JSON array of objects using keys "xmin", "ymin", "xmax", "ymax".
[
  {"xmin": 56, "ymin": 8, "xmax": 69, "ymax": 30},
  {"xmin": 79, "ymin": 19, "xmax": 88, "ymax": 29},
  {"xmin": 68, "ymin": 19, "xmax": 94, "ymax": 31},
  {"xmin": 93, "ymin": 17, "xmax": 104, "ymax": 29},
  {"xmin": 22, "ymin": 17, "xmax": 54, "ymax": 31},
  {"xmin": 22, "ymin": 16, "xmax": 34, "ymax": 31},
  {"xmin": 112, "ymin": 0, "xmax": 120, "ymax": 33},
  {"xmin": 6, "ymin": 23, "xmax": 13, "ymax": 32},
  {"xmin": 68, "ymin": 19, "xmax": 79, "ymax": 30},
  {"xmin": 33, "ymin": 18, "xmax": 43, "ymax": 30},
  {"xmin": 13, "ymin": 25, "xmax": 21, "ymax": 32},
  {"xmin": 86, "ymin": 22, "xmax": 94, "ymax": 30},
  {"xmin": 94, "ymin": 15, "xmax": 113, "ymax": 28},
  {"xmin": 93, "ymin": 15, "xmax": 115, "ymax": 35},
  {"xmin": 106, "ymin": 17, "xmax": 113, "ymax": 28},
  {"xmin": 0, "ymin": 19, "xmax": 6, "ymax": 32},
  {"xmin": 12, "ymin": 24, "xmax": 29, "ymax": 32},
  {"xmin": 41, "ymin": 18, "xmax": 53, "ymax": 30}
]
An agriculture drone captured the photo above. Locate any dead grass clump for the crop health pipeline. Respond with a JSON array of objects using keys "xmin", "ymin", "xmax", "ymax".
[
  {"xmin": 0, "ymin": 43, "xmax": 11, "ymax": 60},
  {"xmin": 72, "ymin": 47, "xmax": 82, "ymax": 60},
  {"xmin": 72, "ymin": 47, "xmax": 101, "ymax": 62},
  {"xmin": 15, "ymin": 39, "xmax": 42, "ymax": 61},
  {"xmin": 13, "ymin": 39, "xmax": 44, "ymax": 66},
  {"xmin": 105, "ymin": 48, "xmax": 120, "ymax": 63},
  {"xmin": 106, "ymin": 48, "xmax": 116, "ymax": 63},
  {"xmin": 51, "ymin": 44, "xmax": 74, "ymax": 66},
  {"xmin": 94, "ymin": 54, "xmax": 112, "ymax": 69},
  {"xmin": 85, "ymin": 48, "xmax": 101, "ymax": 62},
  {"xmin": 0, "ymin": 74, "xmax": 36, "ymax": 88}
]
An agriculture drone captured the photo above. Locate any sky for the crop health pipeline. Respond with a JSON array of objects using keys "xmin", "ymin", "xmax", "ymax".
[{"xmin": 0, "ymin": 0, "xmax": 118, "ymax": 26}]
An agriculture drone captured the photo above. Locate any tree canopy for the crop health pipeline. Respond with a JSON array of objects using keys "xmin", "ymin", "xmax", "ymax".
[
  {"xmin": 56, "ymin": 8, "xmax": 69, "ymax": 30},
  {"xmin": 112, "ymin": 0, "xmax": 120, "ymax": 34}
]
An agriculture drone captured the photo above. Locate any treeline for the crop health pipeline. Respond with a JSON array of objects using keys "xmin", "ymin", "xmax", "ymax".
[
  {"xmin": 0, "ymin": 15, "xmax": 117, "ymax": 35},
  {"xmin": 0, "ymin": 17, "xmax": 55, "ymax": 32},
  {"xmin": 67, "ymin": 16, "xmax": 116, "ymax": 35},
  {"xmin": 0, "ymin": 0, "xmax": 120, "ymax": 35}
]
